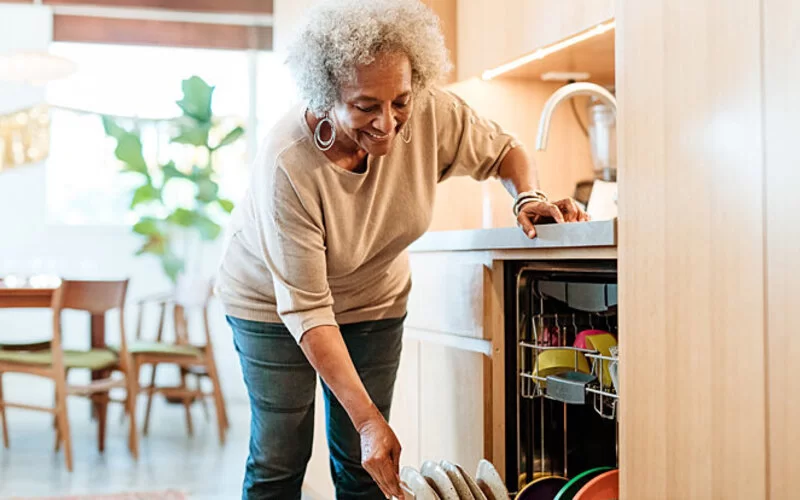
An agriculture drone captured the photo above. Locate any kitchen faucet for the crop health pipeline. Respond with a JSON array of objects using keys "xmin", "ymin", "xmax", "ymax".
[{"xmin": 535, "ymin": 82, "xmax": 617, "ymax": 151}]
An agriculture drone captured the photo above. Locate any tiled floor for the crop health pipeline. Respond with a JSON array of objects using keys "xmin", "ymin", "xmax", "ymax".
[{"xmin": 0, "ymin": 375, "xmax": 254, "ymax": 499}]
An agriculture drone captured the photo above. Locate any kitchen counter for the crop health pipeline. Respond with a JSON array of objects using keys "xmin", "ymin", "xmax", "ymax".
[{"xmin": 409, "ymin": 219, "xmax": 617, "ymax": 255}]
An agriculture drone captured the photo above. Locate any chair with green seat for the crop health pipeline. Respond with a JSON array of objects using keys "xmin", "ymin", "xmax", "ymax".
[
  {"xmin": 131, "ymin": 278, "xmax": 228, "ymax": 444},
  {"xmin": 0, "ymin": 280, "xmax": 139, "ymax": 471}
]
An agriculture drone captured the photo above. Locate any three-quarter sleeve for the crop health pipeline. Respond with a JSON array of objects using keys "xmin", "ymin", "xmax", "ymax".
[
  {"xmin": 433, "ymin": 89, "xmax": 520, "ymax": 183},
  {"xmin": 251, "ymin": 163, "xmax": 337, "ymax": 342}
]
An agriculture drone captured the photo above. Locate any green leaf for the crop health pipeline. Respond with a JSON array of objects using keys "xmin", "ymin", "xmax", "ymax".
[
  {"xmin": 161, "ymin": 161, "xmax": 188, "ymax": 181},
  {"xmin": 102, "ymin": 115, "xmax": 126, "ymax": 140},
  {"xmin": 176, "ymin": 76, "xmax": 214, "ymax": 123},
  {"xmin": 161, "ymin": 253, "xmax": 184, "ymax": 283},
  {"xmin": 217, "ymin": 198, "xmax": 234, "ymax": 214},
  {"xmin": 115, "ymin": 134, "xmax": 148, "ymax": 175},
  {"xmin": 130, "ymin": 184, "xmax": 161, "ymax": 208},
  {"xmin": 135, "ymin": 234, "xmax": 167, "ymax": 256},
  {"xmin": 165, "ymin": 208, "xmax": 221, "ymax": 241},
  {"xmin": 189, "ymin": 165, "xmax": 211, "ymax": 181},
  {"xmin": 133, "ymin": 217, "xmax": 160, "ymax": 236},
  {"xmin": 213, "ymin": 126, "xmax": 244, "ymax": 150},
  {"xmin": 195, "ymin": 179, "xmax": 220, "ymax": 203},
  {"xmin": 195, "ymin": 215, "xmax": 222, "ymax": 241},
  {"xmin": 171, "ymin": 120, "xmax": 211, "ymax": 147},
  {"xmin": 166, "ymin": 208, "xmax": 196, "ymax": 227}
]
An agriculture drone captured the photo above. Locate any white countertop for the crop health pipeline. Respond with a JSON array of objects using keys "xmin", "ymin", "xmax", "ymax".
[{"xmin": 408, "ymin": 219, "xmax": 617, "ymax": 253}]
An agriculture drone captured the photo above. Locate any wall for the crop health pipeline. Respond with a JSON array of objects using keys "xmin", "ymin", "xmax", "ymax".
[
  {"xmin": 0, "ymin": 5, "xmax": 248, "ymax": 408},
  {"xmin": 436, "ymin": 77, "xmax": 595, "ymax": 231}
]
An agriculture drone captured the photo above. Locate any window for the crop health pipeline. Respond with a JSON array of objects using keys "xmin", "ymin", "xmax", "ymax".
[{"xmin": 45, "ymin": 42, "xmax": 296, "ymax": 225}]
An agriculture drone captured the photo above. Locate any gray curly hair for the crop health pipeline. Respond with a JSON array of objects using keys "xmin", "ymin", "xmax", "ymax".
[{"xmin": 285, "ymin": 0, "xmax": 452, "ymax": 116}]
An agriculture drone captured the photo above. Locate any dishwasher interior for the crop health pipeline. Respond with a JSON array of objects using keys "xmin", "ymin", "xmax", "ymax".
[{"xmin": 503, "ymin": 260, "xmax": 619, "ymax": 495}]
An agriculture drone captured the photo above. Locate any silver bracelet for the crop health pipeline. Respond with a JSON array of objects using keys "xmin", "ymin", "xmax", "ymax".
[{"xmin": 513, "ymin": 190, "xmax": 548, "ymax": 216}]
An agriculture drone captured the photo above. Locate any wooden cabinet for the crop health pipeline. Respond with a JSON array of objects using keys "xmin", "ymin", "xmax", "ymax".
[
  {"xmin": 418, "ymin": 340, "xmax": 489, "ymax": 475},
  {"xmin": 402, "ymin": 252, "xmax": 496, "ymax": 471},
  {"xmin": 391, "ymin": 338, "xmax": 422, "ymax": 470},
  {"xmin": 617, "ymin": 0, "xmax": 800, "ymax": 498},
  {"xmin": 457, "ymin": 0, "xmax": 614, "ymax": 81}
]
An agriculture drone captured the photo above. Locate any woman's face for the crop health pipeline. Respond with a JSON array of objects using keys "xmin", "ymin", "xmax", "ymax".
[{"xmin": 331, "ymin": 51, "xmax": 413, "ymax": 157}]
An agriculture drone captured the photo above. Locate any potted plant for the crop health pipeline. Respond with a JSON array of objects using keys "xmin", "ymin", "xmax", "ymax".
[{"xmin": 102, "ymin": 76, "xmax": 244, "ymax": 283}]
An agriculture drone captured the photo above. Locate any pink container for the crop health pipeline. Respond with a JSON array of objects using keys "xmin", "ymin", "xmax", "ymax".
[{"xmin": 573, "ymin": 329, "xmax": 614, "ymax": 350}]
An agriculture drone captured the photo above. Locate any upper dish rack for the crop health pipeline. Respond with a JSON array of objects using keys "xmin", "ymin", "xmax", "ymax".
[
  {"xmin": 519, "ymin": 329, "xmax": 618, "ymax": 420},
  {"xmin": 517, "ymin": 285, "xmax": 619, "ymax": 420}
]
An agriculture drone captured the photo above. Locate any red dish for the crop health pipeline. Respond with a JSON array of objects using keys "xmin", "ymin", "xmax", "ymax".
[{"xmin": 573, "ymin": 469, "xmax": 619, "ymax": 500}]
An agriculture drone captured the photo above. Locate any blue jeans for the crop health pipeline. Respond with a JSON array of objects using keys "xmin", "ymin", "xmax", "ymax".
[{"xmin": 228, "ymin": 315, "xmax": 404, "ymax": 500}]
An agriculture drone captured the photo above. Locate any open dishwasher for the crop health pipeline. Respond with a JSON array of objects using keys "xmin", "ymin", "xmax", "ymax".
[{"xmin": 502, "ymin": 260, "xmax": 619, "ymax": 497}]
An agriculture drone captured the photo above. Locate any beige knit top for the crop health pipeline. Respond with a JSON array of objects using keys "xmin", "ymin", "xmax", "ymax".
[{"xmin": 215, "ymin": 87, "xmax": 518, "ymax": 342}]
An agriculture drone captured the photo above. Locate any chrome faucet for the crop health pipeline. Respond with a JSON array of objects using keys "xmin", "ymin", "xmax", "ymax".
[{"xmin": 535, "ymin": 82, "xmax": 617, "ymax": 151}]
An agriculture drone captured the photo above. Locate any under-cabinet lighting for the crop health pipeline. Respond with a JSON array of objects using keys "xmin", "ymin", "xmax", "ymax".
[{"xmin": 481, "ymin": 20, "xmax": 616, "ymax": 81}]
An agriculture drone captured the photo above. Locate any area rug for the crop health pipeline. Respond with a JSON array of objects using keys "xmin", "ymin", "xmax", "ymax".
[{"xmin": 10, "ymin": 491, "xmax": 186, "ymax": 500}]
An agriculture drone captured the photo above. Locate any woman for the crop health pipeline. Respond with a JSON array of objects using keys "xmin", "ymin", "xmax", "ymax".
[{"xmin": 216, "ymin": 1, "xmax": 588, "ymax": 498}]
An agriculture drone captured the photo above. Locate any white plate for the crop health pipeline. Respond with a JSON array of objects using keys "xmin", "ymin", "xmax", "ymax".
[
  {"xmin": 439, "ymin": 460, "xmax": 476, "ymax": 500},
  {"xmin": 401, "ymin": 466, "xmax": 440, "ymax": 500},
  {"xmin": 455, "ymin": 463, "xmax": 488, "ymax": 500},
  {"xmin": 476, "ymin": 459, "xmax": 508, "ymax": 500},
  {"xmin": 421, "ymin": 460, "xmax": 460, "ymax": 500}
]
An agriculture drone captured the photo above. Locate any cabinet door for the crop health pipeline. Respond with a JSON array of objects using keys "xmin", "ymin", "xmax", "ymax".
[
  {"xmin": 407, "ymin": 256, "xmax": 488, "ymax": 339},
  {"xmin": 520, "ymin": 1, "xmax": 614, "ymax": 56},
  {"xmin": 391, "ymin": 338, "xmax": 422, "ymax": 469},
  {"xmin": 457, "ymin": 0, "xmax": 614, "ymax": 81},
  {"xmin": 418, "ymin": 340, "xmax": 489, "ymax": 474},
  {"xmin": 617, "ymin": 0, "xmax": 766, "ymax": 498}
]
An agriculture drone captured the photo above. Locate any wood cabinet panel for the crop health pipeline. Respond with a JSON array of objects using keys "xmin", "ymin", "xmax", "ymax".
[
  {"xmin": 617, "ymin": 0, "xmax": 766, "ymax": 498},
  {"xmin": 407, "ymin": 254, "xmax": 487, "ymax": 338},
  {"xmin": 391, "ymin": 338, "xmax": 422, "ymax": 470},
  {"xmin": 520, "ymin": 0, "xmax": 614, "ymax": 56},
  {"xmin": 422, "ymin": 0, "xmax": 458, "ymax": 83},
  {"xmin": 764, "ymin": 0, "xmax": 800, "ymax": 498},
  {"xmin": 457, "ymin": 0, "xmax": 614, "ymax": 81},
  {"xmin": 419, "ymin": 341, "xmax": 488, "ymax": 473}
]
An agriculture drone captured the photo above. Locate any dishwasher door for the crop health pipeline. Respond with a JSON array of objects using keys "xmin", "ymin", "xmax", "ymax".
[{"xmin": 502, "ymin": 260, "xmax": 619, "ymax": 495}]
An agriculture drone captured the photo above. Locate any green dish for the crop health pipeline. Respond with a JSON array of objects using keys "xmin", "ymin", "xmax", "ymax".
[{"xmin": 554, "ymin": 467, "xmax": 613, "ymax": 500}]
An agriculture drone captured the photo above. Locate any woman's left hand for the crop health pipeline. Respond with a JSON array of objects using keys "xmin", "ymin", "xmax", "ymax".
[{"xmin": 517, "ymin": 198, "xmax": 590, "ymax": 239}]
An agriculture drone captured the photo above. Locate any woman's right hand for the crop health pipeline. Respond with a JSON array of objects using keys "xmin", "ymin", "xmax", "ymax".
[
  {"xmin": 299, "ymin": 325, "xmax": 403, "ymax": 497},
  {"xmin": 358, "ymin": 411, "xmax": 403, "ymax": 498}
]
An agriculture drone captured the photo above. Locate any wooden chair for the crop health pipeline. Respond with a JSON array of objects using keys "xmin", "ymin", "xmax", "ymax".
[
  {"xmin": 131, "ymin": 279, "xmax": 228, "ymax": 444},
  {"xmin": 0, "ymin": 280, "xmax": 139, "ymax": 471}
]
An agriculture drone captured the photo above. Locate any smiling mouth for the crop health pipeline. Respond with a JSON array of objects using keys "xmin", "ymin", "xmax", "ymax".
[{"xmin": 363, "ymin": 130, "xmax": 391, "ymax": 143}]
